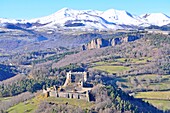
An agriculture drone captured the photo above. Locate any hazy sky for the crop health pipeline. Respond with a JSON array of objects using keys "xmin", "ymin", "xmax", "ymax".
[{"xmin": 0, "ymin": 0, "xmax": 170, "ymax": 19}]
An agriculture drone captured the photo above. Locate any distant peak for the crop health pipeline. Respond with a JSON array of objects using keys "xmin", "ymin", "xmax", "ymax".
[
  {"xmin": 150, "ymin": 13, "xmax": 166, "ymax": 15},
  {"xmin": 143, "ymin": 13, "xmax": 169, "ymax": 17},
  {"xmin": 60, "ymin": 7, "xmax": 72, "ymax": 11},
  {"xmin": 141, "ymin": 13, "xmax": 150, "ymax": 18},
  {"xmin": 104, "ymin": 8, "xmax": 131, "ymax": 15},
  {"xmin": 105, "ymin": 8, "xmax": 127, "ymax": 12},
  {"xmin": 104, "ymin": 8, "xmax": 121, "ymax": 13},
  {"xmin": 1, "ymin": 7, "xmax": 170, "ymax": 28},
  {"xmin": 153, "ymin": 13, "xmax": 170, "ymax": 18},
  {"xmin": 57, "ymin": 7, "xmax": 73, "ymax": 12},
  {"xmin": 105, "ymin": 8, "xmax": 116, "ymax": 11},
  {"xmin": 52, "ymin": 7, "xmax": 76, "ymax": 17}
]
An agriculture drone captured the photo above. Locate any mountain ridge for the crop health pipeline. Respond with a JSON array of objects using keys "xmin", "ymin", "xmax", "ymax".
[{"xmin": 1, "ymin": 8, "xmax": 170, "ymax": 30}]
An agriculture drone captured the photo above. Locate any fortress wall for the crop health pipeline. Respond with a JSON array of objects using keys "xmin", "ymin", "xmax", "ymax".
[
  {"xmin": 79, "ymin": 94, "xmax": 88, "ymax": 101},
  {"xmin": 71, "ymin": 72, "xmax": 85, "ymax": 74},
  {"xmin": 50, "ymin": 91, "xmax": 57, "ymax": 97},
  {"xmin": 43, "ymin": 89, "xmax": 48, "ymax": 93},
  {"xmin": 44, "ymin": 90, "xmax": 91, "ymax": 101},
  {"xmin": 54, "ymin": 92, "xmax": 90, "ymax": 101},
  {"xmin": 58, "ymin": 92, "xmax": 69, "ymax": 98},
  {"xmin": 82, "ymin": 87, "xmax": 92, "ymax": 91}
]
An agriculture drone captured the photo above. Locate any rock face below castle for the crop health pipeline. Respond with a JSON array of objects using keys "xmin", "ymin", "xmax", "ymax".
[{"xmin": 84, "ymin": 35, "xmax": 142, "ymax": 50}]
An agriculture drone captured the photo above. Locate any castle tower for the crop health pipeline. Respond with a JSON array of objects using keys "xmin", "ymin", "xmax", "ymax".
[
  {"xmin": 83, "ymin": 72, "xmax": 88, "ymax": 82},
  {"xmin": 63, "ymin": 71, "xmax": 72, "ymax": 87},
  {"xmin": 80, "ymin": 80, "xmax": 84, "ymax": 87},
  {"xmin": 86, "ymin": 90, "xmax": 90, "ymax": 102},
  {"xmin": 53, "ymin": 85, "xmax": 57, "ymax": 91},
  {"xmin": 67, "ymin": 71, "xmax": 72, "ymax": 80}
]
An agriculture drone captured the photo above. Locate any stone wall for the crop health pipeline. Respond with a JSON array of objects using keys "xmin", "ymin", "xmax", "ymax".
[{"xmin": 49, "ymin": 91, "xmax": 90, "ymax": 101}]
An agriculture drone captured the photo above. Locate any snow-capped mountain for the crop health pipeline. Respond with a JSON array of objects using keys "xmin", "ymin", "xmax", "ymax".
[
  {"xmin": 100, "ymin": 9, "xmax": 145, "ymax": 26},
  {"xmin": 28, "ymin": 8, "xmax": 123, "ymax": 30},
  {"xmin": 0, "ymin": 18, "xmax": 18, "ymax": 24},
  {"xmin": 141, "ymin": 13, "xmax": 170, "ymax": 26},
  {"xmin": 28, "ymin": 8, "xmax": 147, "ymax": 29},
  {"xmin": 0, "ymin": 8, "xmax": 170, "ymax": 30}
]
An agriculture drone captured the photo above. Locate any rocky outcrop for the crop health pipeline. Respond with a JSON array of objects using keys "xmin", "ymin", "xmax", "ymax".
[
  {"xmin": 84, "ymin": 35, "xmax": 142, "ymax": 50},
  {"xmin": 123, "ymin": 35, "xmax": 141, "ymax": 42},
  {"xmin": 110, "ymin": 38, "xmax": 121, "ymax": 46},
  {"xmin": 87, "ymin": 38, "xmax": 109, "ymax": 49}
]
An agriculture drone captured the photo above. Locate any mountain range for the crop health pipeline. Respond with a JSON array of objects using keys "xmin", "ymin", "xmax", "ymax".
[{"xmin": 0, "ymin": 8, "xmax": 170, "ymax": 30}]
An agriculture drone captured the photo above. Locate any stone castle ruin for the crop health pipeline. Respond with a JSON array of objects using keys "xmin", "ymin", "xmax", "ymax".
[{"xmin": 43, "ymin": 71, "xmax": 93, "ymax": 101}]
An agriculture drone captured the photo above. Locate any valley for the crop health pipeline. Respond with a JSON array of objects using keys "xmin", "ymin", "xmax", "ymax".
[{"xmin": 0, "ymin": 7, "xmax": 170, "ymax": 113}]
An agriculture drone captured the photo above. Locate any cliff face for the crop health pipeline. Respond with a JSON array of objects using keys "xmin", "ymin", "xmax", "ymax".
[
  {"xmin": 84, "ymin": 35, "xmax": 141, "ymax": 50},
  {"xmin": 87, "ymin": 38, "xmax": 110, "ymax": 49},
  {"xmin": 110, "ymin": 38, "xmax": 121, "ymax": 46}
]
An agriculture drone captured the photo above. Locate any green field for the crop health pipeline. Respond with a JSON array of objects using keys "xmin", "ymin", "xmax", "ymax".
[
  {"xmin": 92, "ymin": 57, "xmax": 152, "ymax": 74},
  {"xmin": 0, "ymin": 97, "xmax": 11, "ymax": 101},
  {"xmin": 93, "ymin": 57, "xmax": 151, "ymax": 65},
  {"xmin": 144, "ymin": 99, "xmax": 170, "ymax": 111},
  {"xmin": 115, "ymin": 74, "xmax": 170, "ymax": 111},
  {"xmin": 93, "ymin": 65, "xmax": 130, "ymax": 74},
  {"xmin": 115, "ymin": 74, "xmax": 170, "ymax": 91},
  {"xmin": 7, "ymin": 95, "xmax": 94, "ymax": 113},
  {"xmin": 116, "ymin": 57, "xmax": 152, "ymax": 64},
  {"xmin": 135, "ymin": 91, "xmax": 170, "ymax": 100},
  {"xmin": 93, "ymin": 61, "xmax": 119, "ymax": 65},
  {"xmin": 90, "ymin": 70, "xmax": 170, "ymax": 111},
  {"xmin": 135, "ymin": 91, "xmax": 170, "ymax": 111},
  {"xmin": 7, "ymin": 101, "xmax": 37, "ymax": 113},
  {"xmin": 0, "ymin": 53, "xmax": 9, "ymax": 57}
]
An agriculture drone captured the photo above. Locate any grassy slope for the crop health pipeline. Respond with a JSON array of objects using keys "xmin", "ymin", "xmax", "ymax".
[
  {"xmin": 135, "ymin": 91, "xmax": 170, "ymax": 100},
  {"xmin": 116, "ymin": 57, "xmax": 151, "ymax": 63},
  {"xmin": 92, "ymin": 57, "xmax": 151, "ymax": 74},
  {"xmin": 92, "ymin": 58, "xmax": 132, "ymax": 74},
  {"xmin": 7, "ymin": 94, "xmax": 93, "ymax": 113},
  {"xmin": 144, "ymin": 99, "xmax": 170, "ymax": 111},
  {"xmin": 7, "ymin": 94, "xmax": 45, "ymax": 113},
  {"xmin": 123, "ymin": 74, "xmax": 170, "ymax": 91},
  {"xmin": 0, "ymin": 97, "xmax": 11, "ymax": 101},
  {"xmin": 135, "ymin": 91, "xmax": 170, "ymax": 111},
  {"xmin": 47, "ymin": 97, "xmax": 94, "ymax": 109},
  {"xmin": 93, "ymin": 65, "xmax": 130, "ymax": 74}
]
